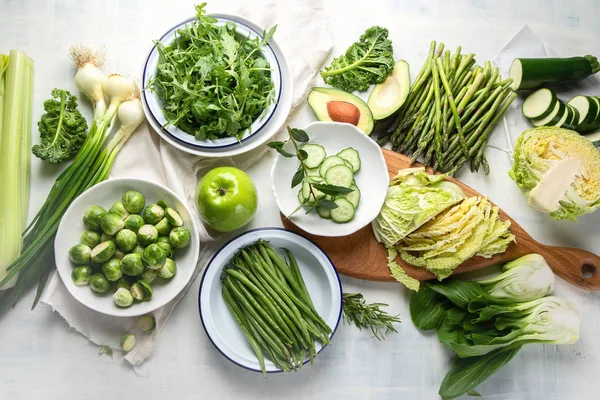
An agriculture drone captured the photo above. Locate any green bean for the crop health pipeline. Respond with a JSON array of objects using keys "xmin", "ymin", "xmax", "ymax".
[{"xmin": 283, "ymin": 249, "xmax": 314, "ymax": 309}]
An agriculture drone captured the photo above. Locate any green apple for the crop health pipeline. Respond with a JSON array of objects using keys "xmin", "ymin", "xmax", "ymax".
[{"xmin": 195, "ymin": 166, "xmax": 258, "ymax": 232}]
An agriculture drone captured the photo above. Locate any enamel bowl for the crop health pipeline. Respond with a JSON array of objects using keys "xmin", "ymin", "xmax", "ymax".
[
  {"xmin": 271, "ymin": 121, "xmax": 390, "ymax": 237},
  {"xmin": 141, "ymin": 13, "xmax": 292, "ymax": 157},
  {"xmin": 54, "ymin": 178, "xmax": 200, "ymax": 317},
  {"xmin": 198, "ymin": 228, "xmax": 342, "ymax": 373}
]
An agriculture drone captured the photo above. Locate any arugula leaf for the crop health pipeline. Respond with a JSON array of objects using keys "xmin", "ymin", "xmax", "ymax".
[
  {"xmin": 148, "ymin": 3, "xmax": 276, "ymax": 140},
  {"xmin": 320, "ymin": 26, "xmax": 394, "ymax": 92}
]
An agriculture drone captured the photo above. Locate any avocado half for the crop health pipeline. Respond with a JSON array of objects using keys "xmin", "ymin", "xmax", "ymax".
[
  {"xmin": 368, "ymin": 60, "xmax": 410, "ymax": 120},
  {"xmin": 307, "ymin": 87, "xmax": 374, "ymax": 135}
]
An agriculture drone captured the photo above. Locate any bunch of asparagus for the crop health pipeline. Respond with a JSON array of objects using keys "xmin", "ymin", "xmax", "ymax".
[{"xmin": 377, "ymin": 41, "xmax": 517, "ymax": 174}]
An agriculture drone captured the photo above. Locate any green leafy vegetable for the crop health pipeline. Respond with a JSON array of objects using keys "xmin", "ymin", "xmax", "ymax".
[
  {"xmin": 320, "ymin": 26, "xmax": 394, "ymax": 92},
  {"xmin": 342, "ymin": 292, "xmax": 400, "ymax": 340},
  {"xmin": 149, "ymin": 3, "xmax": 276, "ymax": 140},
  {"xmin": 32, "ymin": 89, "xmax": 88, "ymax": 164},
  {"xmin": 509, "ymin": 126, "xmax": 600, "ymax": 220}
]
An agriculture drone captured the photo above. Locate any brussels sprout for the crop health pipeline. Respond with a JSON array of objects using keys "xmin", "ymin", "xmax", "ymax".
[
  {"xmin": 156, "ymin": 240, "xmax": 173, "ymax": 258},
  {"xmin": 165, "ymin": 207, "xmax": 183, "ymax": 227},
  {"xmin": 142, "ymin": 204, "xmax": 165, "ymax": 225},
  {"xmin": 137, "ymin": 314, "xmax": 156, "ymax": 333},
  {"xmin": 143, "ymin": 244, "xmax": 167, "ymax": 270},
  {"xmin": 71, "ymin": 266, "xmax": 94, "ymax": 286},
  {"xmin": 102, "ymin": 258, "xmax": 123, "ymax": 282},
  {"xmin": 91, "ymin": 241, "xmax": 116, "ymax": 263},
  {"xmin": 83, "ymin": 205, "xmax": 107, "ymax": 231},
  {"xmin": 89, "ymin": 273, "xmax": 111, "ymax": 293},
  {"xmin": 69, "ymin": 244, "xmax": 91, "ymax": 265},
  {"xmin": 115, "ymin": 277, "xmax": 131, "ymax": 290},
  {"xmin": 113, "ymin": 249, "xmax": 126, "ymax": 260},
  {"xmin": 109, "ymin": 201, "xmax": 130, "ymax": 220},
  {"xmin": 101, "ymin": 213, "xmax": 125, "ymax": 236},
  {"xmin": 157, "ymin": 200, "xmax": 170, "ymax": 209},
  {"xmin": 124, "ymin": 214, "xmax": 145, "ymax": 232},
  {"xmin": 100, "ymin": 232, "xmax": 114, "ymax": 243},
  {"xmin": 131, "ymin": 244, "xmax": 145, "ymax": 256},
  {"xmin": 130, "ymin": 282, "xmax": 145, "ymax": 301},
  {"xmin": 137, "ymin": 280, "xmax": 153, "ymax": 300},
  {"xmin": 113, "ymin": 287, "xmax": 134, "ymax": 307},
  {"xmin": 155, "ymin": 218, "xmax": 172, "ymax": 236},
  {"xmin": 137, "ymin": 224, "xmax": 158, "ymax": 246},
  {"xmin": 121, "ymin": 253, "xmax": 144, "ymax": 276},
  {"xmin": 169, "ymin": 226, "xmax": 191, "ymax": 248},
  {"xmin": 122, "ymin": 190, "xmax": 145, "ymax": 214},
  {"xmin": 80, "ymin": 230, "xmax": 101, "ymax": 248},
  {"xmin": 141, "ymin": 269, "xmax": 157, "ymax": 283},
  {"xmin": 158, "ymin": 258, "xmax": 177, "ymax": 279},
  {"xmin": 116, "ymin": 229, "xmax": 137, "ymax": 251},
  {"xmin": 120, "ymin": 334, "xmax": 136, "ymax": 352}
]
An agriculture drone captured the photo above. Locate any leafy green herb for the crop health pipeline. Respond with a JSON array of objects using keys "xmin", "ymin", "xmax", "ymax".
[
  {"xmin": 98, "ymin": 345, "xmax": 113, "ymax": 358},
  {"xmin": 320, "ymin": 26, "xmax": 394, "ymax": 92},
  {"xmin": 148, "ymin": 3, "xmax": 276, "ymax": 140},
  {"xmin": 269, "ymin": 126, "xmax": 355, "ymax": 217},
  {"xmin": 342, "ymin": 292, "xmax": 400, "ymax": 340},
  {"xmin": 467, "ymin": 390, "xmax": 482, "ymax": 397},
  {"xmin": 32, "ymin": 88, "xmax": 88, "ymax": 164}
]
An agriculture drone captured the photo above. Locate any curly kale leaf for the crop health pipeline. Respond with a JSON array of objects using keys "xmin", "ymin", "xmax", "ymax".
[
  {"xmin": 320, "ymin": 26, "xmax": 394, "ymax": 92},
  {"xmin": 32, "ymin": 89, "xmax": 88, "ymax": 164}
]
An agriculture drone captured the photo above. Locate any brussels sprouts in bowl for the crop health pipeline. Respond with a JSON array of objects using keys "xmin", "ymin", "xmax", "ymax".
[{"xmin": 55, "ymin": 177, "xmax": 200, "ymax": 317}]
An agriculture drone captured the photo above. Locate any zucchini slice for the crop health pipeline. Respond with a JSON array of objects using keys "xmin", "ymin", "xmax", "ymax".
[
  {"xmin": 319, "ymin": 155, "xmax": 346, "ymax": 177},
  {"xmin": 522, "ymin": 88, "xmax": 557, "ymax": 119},
  {"xmin": 569, "ymin": 95, "xmax": 600, "ymax": 132},
  {"xmin": 301, "ymin": 144, "xmax": 326, "ymax": 168},
  {"xmin": 336, "ymin": 147, "xmax": 361, "ymax": 173},
  {"xmin": 330, "ymin": 198, "xmax": 355, "ymax": 223},
  {"xmin": 560, "ymin": 105, "xmax": 579, "ymax": 130},
  {"xmin": 324, "ymin": 165, "xmax": 354, "ymax": 188},
  {"xmin": 532, "ymin": 100, "xmax": 566, "ymax": 127}
]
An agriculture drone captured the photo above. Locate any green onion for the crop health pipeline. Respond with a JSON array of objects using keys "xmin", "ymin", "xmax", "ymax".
[{"xmin": 0, "ymin": 50, "xmax": 34, "ymax": 289}]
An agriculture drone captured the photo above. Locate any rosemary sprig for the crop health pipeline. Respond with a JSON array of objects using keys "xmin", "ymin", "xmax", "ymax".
[{"xmin": 342, "ymin": 292, "xmax": 401, "ymax": 340}]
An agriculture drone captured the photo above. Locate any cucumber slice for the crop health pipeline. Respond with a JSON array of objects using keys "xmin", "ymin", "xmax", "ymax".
[
  {"xmin": 302, "ymin": 181, "xmax": 325, "ymax": 202},
  {"xmin": 343, "ymin": 159, "xmax": 354, "ymax": 171},
  {"xmin": 330, "ymin": 198, "xmax": 355, "ymax": 223},
  {"xmin": 336, "ymin": 148, "xmax": 361, "ymax": 173},
  {"xmin": 522, "ymin": 88, "xmax": 557, "ymax": 119},
  {"xmin": 316, "ymin": 206, "xmax": 331, "ymax": 219},
  {"xmin": 338, "ymin": 184, "xmax": 360, "ymax": 208},
  {"xmin": 306, "ymin": 167, "xmax": 321, "ymax": 177},
  {"xmin": 319, "ymin": 155, "xmax": 346, "ymax": 177},
  {"xmin": 531, "ymin": 100, "xmax": 565, "ymax": 127},
  {"xmin": 301, "ymin": 144, "xmax": 326, "ymax": 168},
  {"xmin": 324, "ymin": 165, "xmax": 354, "ymax": 188}
]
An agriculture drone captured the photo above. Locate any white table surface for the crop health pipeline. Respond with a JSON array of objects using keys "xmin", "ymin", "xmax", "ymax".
[{"xmin": 2, "ymin": 1, "xmax": 600, "ymax": 399}]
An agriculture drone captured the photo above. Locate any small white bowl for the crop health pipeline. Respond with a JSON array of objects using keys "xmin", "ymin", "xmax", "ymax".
[
  {"xmin": 141, "ymin": 13, "xmax": 292, "ymax": 158},
  {"xmin": 54, "ymin": 178, "xmax": 200, "ymax": 318},
  {"xmin": 271, "ymin": 121, "xmax": 390, "ymax": 237},
  {"xmin": 198, "ymin": 228, "xmax": 342, "ymax": 373}
]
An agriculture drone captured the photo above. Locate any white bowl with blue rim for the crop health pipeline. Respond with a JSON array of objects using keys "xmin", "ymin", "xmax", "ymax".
[
  {"xmin": 198, "ymin": 228, "xmax": 342, "ymax": 373},
  {"xmin": 141, "ymin": 14, "xmax": 292, "ymax": 157}
]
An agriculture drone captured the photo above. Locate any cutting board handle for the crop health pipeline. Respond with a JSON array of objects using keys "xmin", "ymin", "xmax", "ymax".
[{"xmin": 543, "ymin": 246, "xmax": 600, "ymax": 291}]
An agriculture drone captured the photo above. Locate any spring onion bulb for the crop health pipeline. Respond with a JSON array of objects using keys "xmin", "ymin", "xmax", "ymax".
[{"xmin": 69, "ymin": 45, "xmax": 107, "ymax": 120}]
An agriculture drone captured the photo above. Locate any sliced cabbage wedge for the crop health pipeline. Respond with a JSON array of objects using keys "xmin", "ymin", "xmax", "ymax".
[{"xmin": 509, "ymin": 126, "xmax": 600, "ymax": 220}]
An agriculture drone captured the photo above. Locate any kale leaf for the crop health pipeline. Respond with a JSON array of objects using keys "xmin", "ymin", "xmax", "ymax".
[
  {"xmin": 32, "ymin": 89, "xmax": 88, "ymax": 164},
  {"xmin": 320, "ymin": 26, "xmax": 394, "ymax": 92}
]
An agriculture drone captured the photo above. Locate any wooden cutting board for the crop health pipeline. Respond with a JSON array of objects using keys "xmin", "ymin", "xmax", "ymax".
[{"xmin": 282, "ymin": 149, "xmax": 600, "ymax": 291}]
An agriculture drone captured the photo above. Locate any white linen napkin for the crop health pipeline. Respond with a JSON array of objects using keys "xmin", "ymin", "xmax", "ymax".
[{"xmin": 41, "ymin": 0, "xmax": 333, "ymax": 365}]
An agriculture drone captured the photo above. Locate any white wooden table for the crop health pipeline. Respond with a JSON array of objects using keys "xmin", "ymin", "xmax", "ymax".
[{"xmin": 1, "ymin": 1, "xmax": 599, "ymax": 399}]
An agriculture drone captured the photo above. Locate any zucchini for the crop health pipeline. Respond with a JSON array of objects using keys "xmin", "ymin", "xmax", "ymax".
[
  {"xmin": 522, "ymin": 88, "xmax": 557, "ymax": 119},
  {"xmin": 318, "ymin": 155, "xmax": 346, "ymax": 177},
  {"xmin": 553, "ymin": 105, "xmax": 571, "ymax": 128},
  {"xmin": 330, "ymin": 198, "xmax": 355, "ymax": 223},
  {"xmin": 336, "ymin": 147, "xmax": 361, "ymax": 173},
  {"xmin": 510, "ymin": 55, "xmax": 600, "ymax": 90},
  {"xmin": 560, "ymin": 105, "xmax": 579, "ymax": 130},
  {"xmin": 300, "ymin": 144, "xmax": 326, "ymax": 168},
  {"xmin": 324, "ymin": 165, "xmax": 354, "ymax": 188},
  {"xmin": 531, "ymin": 100, "xmax": 566, "ymax": 127},
  {"xmin": 568, "ymin": 95, "xmax": 600, "ymax": 132}
]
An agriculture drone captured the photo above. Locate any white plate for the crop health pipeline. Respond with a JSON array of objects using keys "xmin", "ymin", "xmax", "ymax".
[
  {"xmin": 198, "ymin": 228, "xmax": 342, "ymax": 373},
  {"xmin": 54, "ymin": 178, "xmax": 200, "ymax": 318},
  {"xmin": 141, "ymin": 13, "xmax": 292, "ymax": 157},
  {"xmin": 271, "ymin": 121, "xmax": 390, "ymax": 237}
]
